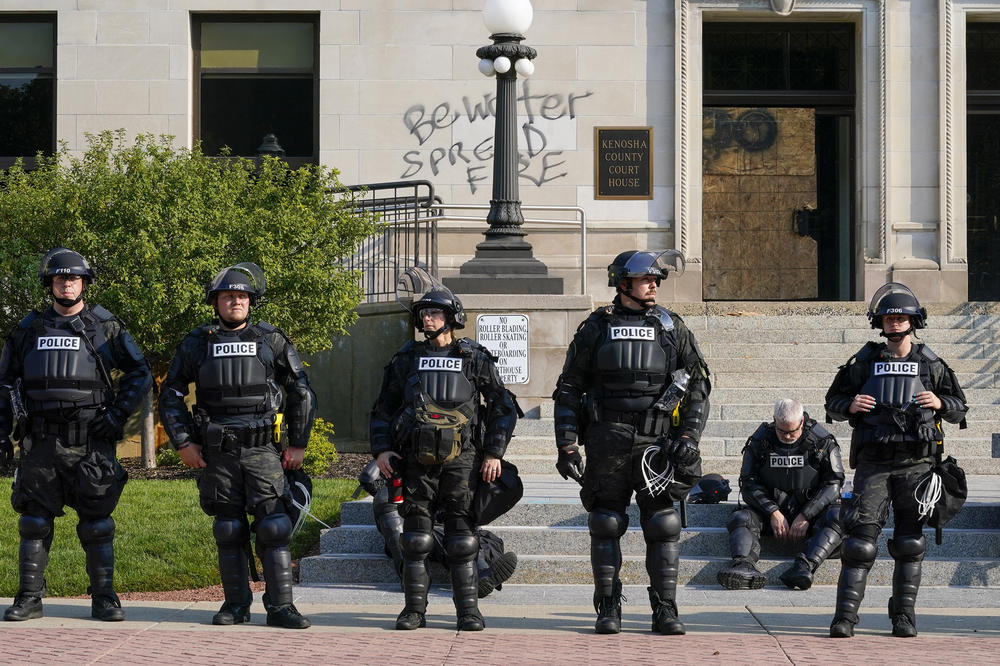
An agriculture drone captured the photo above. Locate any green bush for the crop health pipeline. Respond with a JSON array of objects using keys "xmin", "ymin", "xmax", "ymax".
[
  {"xmin": 302, "ymin": 417, "xmax": 338, "ymax": 477},
  {"xmin": 0, "ymin": 130, "xmax": 379, "ymax": 372},
  {"xmin": 155, "ymin": 446, "xmax": 182, "ymax": 467}
]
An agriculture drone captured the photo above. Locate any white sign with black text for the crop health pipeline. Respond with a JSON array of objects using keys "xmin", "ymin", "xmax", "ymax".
[{"xmin": 476, "ymin": 314, "xmax": 530, "ymax": 385}]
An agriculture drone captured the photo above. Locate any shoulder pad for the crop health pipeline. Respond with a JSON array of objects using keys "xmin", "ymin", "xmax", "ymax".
[
  {"xmin": 751, "ymin": 422, "xmax": 770, "ymax": 442},
  {"xmin": 849, "ymin": 341, "xmax": 881, "ymax": 364},
  {"xmin": 399, "ymin": 339, "xmax": 416, "ymax": 354},
  {"xmin": 805, "ymin": 420, "xmax": 831, "ymax": 442},
  {"xmin": 648, "ymin": 305, "xmax": 676, "ymax": 334},
  {"xmin": 17, "ymin": 311, "xmax": 39, "ymax": 329},
  {"xmin": 914, "ymin": 343, "xmax": 939, "ymax": 362},
  {"xmin": 458, "ymin": 337, "xmax": 498, "ymax": 361},
  {"xmin": 88, "ymin": 305, "xmax": 117, "ymax": 322},
  {"xmin": 255, "ymin": 321, "xmax": 277, "ymax": 333}
]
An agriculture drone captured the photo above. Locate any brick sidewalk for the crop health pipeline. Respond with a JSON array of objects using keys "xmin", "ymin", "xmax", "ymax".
[{"xmin": 1, "ymin": 628, "xmax": 997, "ymax": 665}]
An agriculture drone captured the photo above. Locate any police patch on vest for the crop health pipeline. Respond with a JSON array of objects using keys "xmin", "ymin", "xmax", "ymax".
[
  {"xmin": 36, "ymin": 336, "xmax": 81, "ymax": 351},
  {"xmin": 212, "ymin": 342, "xmax": 257, "ymax": 357},
  {"xmin": 418, "ymin": 357, "xmax": 462, "ymax": 372},
  {"xmin": 609, "ymin": 326, "xmax": 655, "ymax": 341},
  {"xmin": 770, "ymin": 454, "xmax": 805, "ymax": 468},
  {"xmin": 873, "ymin": 361, "xmax": 919, "ymax": 376}
]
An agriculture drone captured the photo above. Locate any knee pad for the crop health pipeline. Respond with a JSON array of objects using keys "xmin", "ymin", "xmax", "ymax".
[
  {"xmin": 643, "ymin": 509, "xmax": 681, "ymax": 542},
  {"xmin": 823, "ymin": 506, "xmax": 844, "ymax": 534},
  {"xmin": 254, "ymin": 513, "xmax": 292, "ymax": 549},
  {"xmin": 444, "ymin": 535, "xmax": 479, "ymax": 563},
  {"xmin": 213, "ymin": 517, "xmax": 249, "ymax": 548},
  {"xmin": 589, "ymin": 508, "xmax": 628, "ymax": 540},
  {"xmin": 888, "ymin": 535, "xmax": 925, "ymax": 562},
  {"xmin": 842, "ymin": 536, "xmax": 878, "ymax": 567},
  {"xmin": 18, "ymin": 515, "xmax": 52, "ymax": 540},
  {"xmin": 726, "ymin": 509, "xmax": 754, "ymax": 533},
  {"xmin": 77, "ymin": 517, "xmax": 115, "ymax": 546},
  {"xmin": 401, "ymin": 531, "xmax": 434, "ymax": 559}
]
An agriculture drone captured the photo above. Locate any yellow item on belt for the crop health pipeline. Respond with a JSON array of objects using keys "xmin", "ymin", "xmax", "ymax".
[
  {"xmin": 672, "ymin": 403, "xmax": 681, "ymax": 427},
  {"xmin": 274, "ymin": 413, "xmax": 284, "ymax": 444}
]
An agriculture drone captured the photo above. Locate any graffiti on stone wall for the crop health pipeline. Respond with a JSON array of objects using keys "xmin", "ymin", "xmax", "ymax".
[{"xmin": 399, "ymin": 80, "xmax": 593, "ymax": 194}]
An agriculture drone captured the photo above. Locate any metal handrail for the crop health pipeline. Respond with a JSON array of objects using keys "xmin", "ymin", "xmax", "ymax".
[{"xmin": 421, "ymin": 204, "xmax": 588, "ymax": 295}]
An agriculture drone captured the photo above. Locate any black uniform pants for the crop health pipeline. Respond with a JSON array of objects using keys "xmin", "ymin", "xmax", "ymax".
[
  {"xmin": 727, "ymin": 504, "xmax": 840, "ymax": 562},
  {"xmin": 400, "ymin": 447, "xmax": 477, "ymax": 535},
  {"xmin": 841, "ymin": 459, "xmax": 931, "ymax": 540},
  {"xmin": 198, "ymin": 444, "xmax": 288, "ymax": 518}
]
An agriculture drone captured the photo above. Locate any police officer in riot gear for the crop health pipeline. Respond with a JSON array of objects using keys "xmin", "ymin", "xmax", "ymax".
[
  {"xmin": 370, "ymin": 269, "xmax": 518, "ymax": 632},
  {"xmin": 1, "ymin": 248, "xmax": 152, "ymax": 622},
  {"xmin": 553, "ymin": 250, "xmax": 711, "ymax": 635},
  {"xmin": 159, "ymin": 262, "xmax": 316, "ymax": 629},
  {"xmin": 717, "ymin": 399, "xmax": 845, "ymax": 591},
  {"xmin": 825, "ymin": 283, "xmax": 967, "ymax": 638},
  {"xmin": 357, "ymin": 460, "xmax": 519, "ymax": 598}
]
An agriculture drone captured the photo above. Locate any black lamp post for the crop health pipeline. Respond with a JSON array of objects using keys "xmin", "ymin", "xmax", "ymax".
[
  {"xmin": 444, "ymin": 0, "xmax": 562, "ymax": 295},
  {"xmin": 256, "ymin": 133, "xmax": 285, "ymax": 158}
]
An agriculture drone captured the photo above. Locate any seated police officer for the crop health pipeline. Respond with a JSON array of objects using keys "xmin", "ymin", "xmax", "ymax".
[
  {"xmin": 370, "ymin": 269, "xmax": 517, "ymax": 632},
  {"xmin": 825, "ymin": 283, "xmax": 967, "ymax": 638},
  {"xmin": 357, "ymin": 460, "xmax": 519, "ymax": 598},
  {"xmin": 717, "ymin": 398, "xmax": 845, "ymax": 591},
  {"xmin": 1, "ymin": 248, "xmax": 152, "ymax": 622},
  {"xmin": 553, "ymin": 250, "xmax": 711, "ymax": 635},
  {"xmin": 159, "ymin": 263, "xmax": 315, "ymax": 629}
]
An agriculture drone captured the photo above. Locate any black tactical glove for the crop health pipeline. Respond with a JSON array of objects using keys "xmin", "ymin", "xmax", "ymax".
[
  {"xmin": 90, "ymin": 408, "xmax": 126, "ymax": 442},
  {"xmin": 873, "ymin": 425, "xmax": 895, "ymax": 445},
  {"xmin": 556, "ymin": 444, "xmax": 585, "ymax": 485},
  {"xmin": 0, "ymin": 437, "xmax": 13, "ymax": 467},
  {"xmin": 668, "ymin": 436, "xmax": 700, "ymax": 467},
  {"xmin": 917, "ymin": 424, "xmax": 940, "ymax": 444}
]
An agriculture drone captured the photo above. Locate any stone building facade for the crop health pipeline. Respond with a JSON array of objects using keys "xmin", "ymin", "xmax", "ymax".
[{"xmin": 2, "ymin": 0, "xmax": 998, "ymax": 302}]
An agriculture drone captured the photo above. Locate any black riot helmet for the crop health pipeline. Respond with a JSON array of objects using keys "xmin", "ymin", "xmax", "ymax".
[
  {"xmin": 608, "ymin": 249, "xmax": 685, "ymax": 289},
  {"xmin": 687, "ymin": 473, "xmax": 731, "ymax": 504},
  {"xmin": 204, "ymin": 262, "xmax": 266, "ymax": 306},
  {"xmin": 867, "ymin": 282, "xmax": 926, "ymax": 332},
  {"xmin": 38, "ymin": 247, "xmax": 96, "ymax": 287},
  {"xmin": 396, "ymin": 267, "xmax": 466, "ymax": 338}
]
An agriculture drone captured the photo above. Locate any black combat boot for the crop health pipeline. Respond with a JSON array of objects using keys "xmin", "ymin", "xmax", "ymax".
[
  {"xmin": 78, "ymin": 518, "xmax": 125, "ymax": 622},
  {"xmin": 779, "ymin": 554, "xmax": 815, "ymax": 591},
  {"xmin": 4, "ymin": 516, "xmax": 51, "ymax": 622},
  {"xmin": 478, "ymin": 551, "xmax": 518, "ymax": 598},
  {"xmin": 260, "ymin": 547, "xmax": 310, "ymax": 629},
  {"xmin": 648, "ymin": 587, "xmax": 685, "ymax": 635},
  {"xmin": 717, "ymin": 558, "xmax": 766, "ymax": 590},
  {"xmin": 594, "ymin": 579, "xmax": 623, "ymax": 634}
]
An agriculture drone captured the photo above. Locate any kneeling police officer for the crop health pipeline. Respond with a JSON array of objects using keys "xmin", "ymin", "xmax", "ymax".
[
  {"xmin": 717, "ymin": 398, "xmax": 845, "ymax": 591},
  {"xmin": 1, "ymin": 248, "xmax": 152, "ymax": 622},
  {"xmin": 370, "ymin": 270, "xmax": 518, "ymax": 632},
  {"xmin": 825, "ymin": 283, "xmax": 967, "ymax": 638},
  {"xmin": 159, "ymin": 263, "xmax": 315, "ymax": 629}
]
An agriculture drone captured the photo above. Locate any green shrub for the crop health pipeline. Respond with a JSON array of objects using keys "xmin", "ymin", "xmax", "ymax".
[
  {"xmin": 155, "ymin": 446, "xmax": 182, "ymax": 467},
  {"xmin": 302, "ymin": 417, "xmax": 337, "ymax": 477}
]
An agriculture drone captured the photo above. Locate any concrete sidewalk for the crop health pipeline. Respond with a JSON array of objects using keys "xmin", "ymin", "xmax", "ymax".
[{"xmin": 1, "ymin": 587, "xmax": 996, "ymax": 665}]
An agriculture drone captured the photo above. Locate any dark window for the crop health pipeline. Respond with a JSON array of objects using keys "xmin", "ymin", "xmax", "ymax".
[
  {"xmin": 967, "ymin": 23, "xmax": 1000, "ymax": 300},
  {"xmin": 193, "ymin": 16, "xmax": 318, "ymax": 165},
  {"xmin": 0, "ymin": 16, "xmax": 55, "ymax": 168},
  {"xmin": 704, "ymin": 23, "xmax": 853, "ymax": 97}
]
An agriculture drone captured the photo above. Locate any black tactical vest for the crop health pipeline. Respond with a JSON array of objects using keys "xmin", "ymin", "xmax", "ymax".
[
  {"xmin": 415, "ymin": 346, "xmax": 475, "ymax": 409},
  {"xmin": 196, "ymin": 324, "xmax": 276, "ymax": 417},
  {"xmin": 856, "ymin": 347, "xmax": 935, "ymax": 439},
  {"xmin": 594, "ymin": 305, "xmax": 677, "ymax": 411},
  {"xmin": 21, "ymin": 312, "xmax": 107, "ymax": 413},
  {"xmin": 752, "ymin": 422, "xmax": 827, "ymax": 493}
]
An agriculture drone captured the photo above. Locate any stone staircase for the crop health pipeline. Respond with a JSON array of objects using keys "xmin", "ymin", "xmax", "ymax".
[{"xmin": 300, "ymin": 312, "xmax": 1000, "ymax": 588}]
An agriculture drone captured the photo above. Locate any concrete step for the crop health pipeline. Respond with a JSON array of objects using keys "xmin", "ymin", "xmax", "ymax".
[
  {"xmin": 338, "ymin": 499, "xmax": 1000, "ymax": 531},
  {"xmin": 508, "ymin": 434, "xmax": 997, "ymax": 459},
  {"xmin": 703, "ymin": 342, "xmax": 1000, "ymax": 359},
  {"xmin": 299, "ymin": 552, "xmax": 1000, "ymax": 587},
  {"xmin": 502, "ymin": 454, "xmax": 1000, "ymax": 476},
  {"xmin": 321, "ymin": 524, "xmax": 1000, "ymax": 559},
  {"xmin": 693, "ymin": 328, "xmax": 1000, "ymax": 344},
  {"xmin": 711, "ymin": 371, "xmax": 1000, "ymax": 389},
  {"xmin": 685, "ymin": 314, "xmax": 1000, "ymax": 331}
]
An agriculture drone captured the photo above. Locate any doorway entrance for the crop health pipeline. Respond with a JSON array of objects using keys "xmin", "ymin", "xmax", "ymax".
[{"xmin": 701, "ymin": 23, "xmax": 855, "ymax": 300}]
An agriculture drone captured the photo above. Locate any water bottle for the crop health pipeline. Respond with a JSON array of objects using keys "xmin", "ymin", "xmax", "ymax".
[{"xmin": 842, "ymin": 478, "xmax": 854, "ymax": 500}]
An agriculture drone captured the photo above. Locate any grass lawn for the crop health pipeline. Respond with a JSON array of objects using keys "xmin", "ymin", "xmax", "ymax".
[{"xmin": 0, "ymin": 477, "xmax": 357, "ymax": 596}]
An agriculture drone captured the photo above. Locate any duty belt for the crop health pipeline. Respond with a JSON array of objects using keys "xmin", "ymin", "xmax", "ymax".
[
  {"xmin": 201, "ymin": 418, "xmax": 276, "ymax": 454},
  {"xmin": 598, "ymin": 407, "xmax": 669, "ymax": 437},
  {"xmin": 29, "ymin": 416, "xmax": 90, "ymax": 447}
]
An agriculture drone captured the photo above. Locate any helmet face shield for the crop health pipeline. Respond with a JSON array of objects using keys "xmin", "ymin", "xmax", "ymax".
[
  {"xmin": 608, "ymin": 249, "xmax": 685, "ymax": 288},
  {"xmin": 867, "ymin": 282, "xmax": 926, "ymax": 329},
  {"xmin": 396, "ymin": 267, "xmax": 466, "ymax": 331},
  {"xmin": 205, "ymin": 262, "xmax": 266, "ymax": 305}
]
